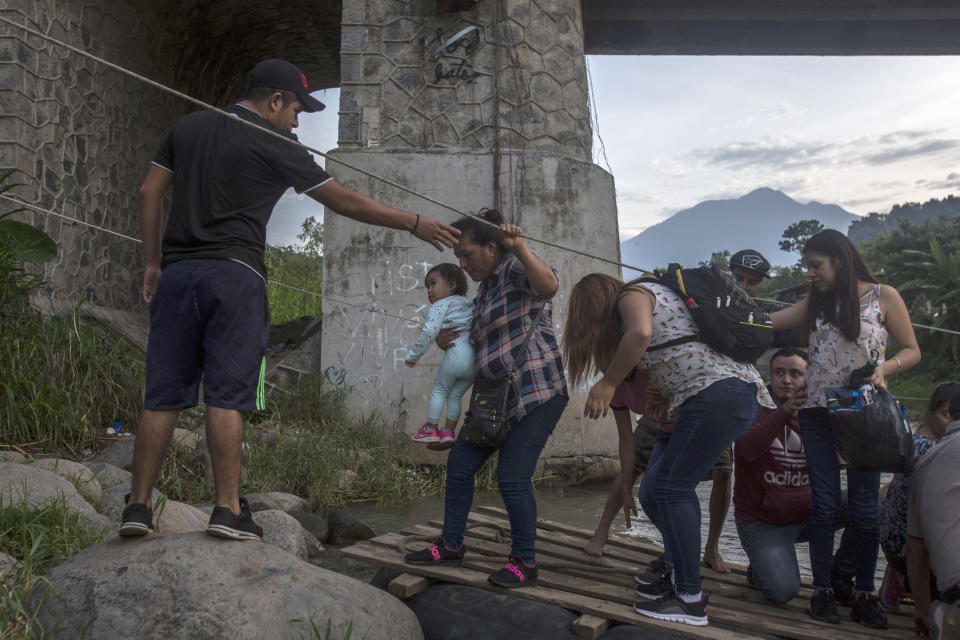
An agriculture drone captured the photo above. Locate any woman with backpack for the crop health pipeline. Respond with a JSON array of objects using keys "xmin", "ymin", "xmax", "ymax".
[
  {"xmin": 770, "ymin": 229, "xmax": 921, "ymax": 629},
  {"xmin": 565, "ymin": 272, "xmax": 773, "ymax": 627}
]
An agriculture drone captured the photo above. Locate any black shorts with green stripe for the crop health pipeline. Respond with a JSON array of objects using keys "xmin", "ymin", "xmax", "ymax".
[{"xmin": 144, "ymin": 258, "xmax": 269, "ymax": 411}]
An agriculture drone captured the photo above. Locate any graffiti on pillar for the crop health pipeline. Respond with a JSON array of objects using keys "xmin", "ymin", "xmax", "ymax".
[
  {"xmin": 323, "ymin": 365, "xmax": 347, "ymax": 386},
  {"xmin": 432, "ymin": 26, "xmax": 482, "ymax": 84},
  {"xmin": 328, "ymin": 261, "xmax": 441, "ymax": 379}
]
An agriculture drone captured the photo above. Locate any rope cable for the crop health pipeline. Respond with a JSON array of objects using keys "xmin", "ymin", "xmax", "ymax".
[
  {"xmin": 0, "ymin": 193, "xmax": 420, "ymax": 325},
  {"xmin": 2, "ymin": 17, "xmax": 958, "ymax": 340},
  {"xmin": 0, "ymin": 14, "xmax": 646, "ymax": 274}
]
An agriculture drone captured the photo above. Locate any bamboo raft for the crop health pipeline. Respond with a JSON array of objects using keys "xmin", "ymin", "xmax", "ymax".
[{"xmin": 341, "ymin": 505, "xmax": 916, "ymax": 640}]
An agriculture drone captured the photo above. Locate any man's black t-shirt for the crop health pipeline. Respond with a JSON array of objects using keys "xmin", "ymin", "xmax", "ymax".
[{"xmin": 152, "ymin": 104, "xmax": 331, "ymax": 278}]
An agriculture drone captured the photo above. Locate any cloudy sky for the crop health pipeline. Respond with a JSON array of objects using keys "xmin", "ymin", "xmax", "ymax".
[{"xmin": 267, "ymin": 55, "xmax": 960, "ymax": 246}]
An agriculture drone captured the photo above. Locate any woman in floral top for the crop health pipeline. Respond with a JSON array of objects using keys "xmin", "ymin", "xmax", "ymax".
[
  {"xmin": 404, "ymin": 209, "xmax": 568, "ymax": 589},
  {"xmin": 771, "ymin": 229, "xmax": 921, "ymax": 629},
  {"xmin": 564, "ymin": 272, "xmax": 773, "ymax": 627}
]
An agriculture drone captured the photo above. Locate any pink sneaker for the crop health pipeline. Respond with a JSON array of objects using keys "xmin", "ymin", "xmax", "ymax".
[
  {"xmin": 427, "ymin": 430, "xmax": 455, "ymax": 450},
  {"xmin": 879, "ymin": 565, "xmax": 905, "ymax": 610},
  {"xmin": 411, "ymin": 424, "xmax": 441, "ymax": 443}
]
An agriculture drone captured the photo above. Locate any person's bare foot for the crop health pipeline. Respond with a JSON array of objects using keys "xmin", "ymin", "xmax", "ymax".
[
  {"xmin": 703, "ymin": 548, "xmax": 730, "ymax": 573},
  {"xmin": 583, "ymin": 535, "xmax": 606, "ymax": 557}
]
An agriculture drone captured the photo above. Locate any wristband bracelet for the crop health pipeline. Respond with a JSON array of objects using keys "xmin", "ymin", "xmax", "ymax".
[
  {"xmin": 894, "ymin": 357, "xmax": 902, "ymax": 372},
  {"xmin": 410, "ymin": 214, "xmax": 420, "ymax": 234}
]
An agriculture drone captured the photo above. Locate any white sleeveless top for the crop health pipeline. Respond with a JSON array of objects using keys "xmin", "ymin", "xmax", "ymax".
[
  {"xmin": 635, "ymin": 283, "xmax": 774, "ymax": 419},
  {"xmin": 804, "ymin": 284, "xmax": 888, "ymax": 408}
]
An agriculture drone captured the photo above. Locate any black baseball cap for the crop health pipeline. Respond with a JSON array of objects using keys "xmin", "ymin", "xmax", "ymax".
[
  {"xmin": 246, "ymin": 59, "xmax": 326, "ymax": 112},
  {"xmin": 729, "ymin": 249, "xmax": 771, "ymax": 278}
]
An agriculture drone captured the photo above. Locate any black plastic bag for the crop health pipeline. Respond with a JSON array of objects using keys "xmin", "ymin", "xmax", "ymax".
[{"xmin": 826, "ymin": 387, "xmax": 915, "ymax": 473}]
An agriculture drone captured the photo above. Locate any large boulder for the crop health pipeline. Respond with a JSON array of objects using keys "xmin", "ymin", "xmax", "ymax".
[
  {"xmin": 171, "ymin": 428, "xmax": 200, "ymax": 453},
  {"xmin": 156, "ymin": 500, "xmax": 208, "ymax": 533},
  {"xmin": 0, "ymin": 451, "xmax": 24, "ymax": 463},
  {"xmin": 408, "ymin": 584, "xmax": 580, "ymax": 640},
  {"xmin": 87, "ymin": 438, "xmax": 136, "ymax": 471},
  {"xmin": 31, "ymin": 533, "xmax": 424, "ymax": 640},
  {"xmin": 83, "ymin": 462, "xmax": 132, "ymax": 489},
  {"xmin": 30, "ymin": 458, "xmax": 102, "ymax": 503},
  {"xmin": 255, "ymin": 509, "xmax": 310, "ymax": 560},
  {"xmin": 265, "ymin": 491, "xmax": 309, "ymax": 513},
  {"xmin": 0, "ymin": 463, "xmax": 111, "ymax": 532},
  {"xmin": 288, "ymin": 510, "xmax": 329, "ymax": 543},
  {"xmin": 325, "ymin": 507, "xmax": 376, "ymax": 544},
  {"xmin": 243, "ymin": 492, "xmax": 282, "ymax": 512}
]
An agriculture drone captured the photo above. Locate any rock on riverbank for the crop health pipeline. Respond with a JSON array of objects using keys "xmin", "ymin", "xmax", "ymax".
[{"xmin": 30, "ymin": 532, "xmax": 424, "ymax": 640}]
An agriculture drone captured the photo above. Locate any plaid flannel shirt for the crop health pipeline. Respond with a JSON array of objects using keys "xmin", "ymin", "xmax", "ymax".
[{"xmin": 471, "ymin": 254, "xmax": 568, "ymax": 422}]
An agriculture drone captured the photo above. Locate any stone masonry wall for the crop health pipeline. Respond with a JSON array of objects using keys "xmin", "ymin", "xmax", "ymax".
[
  {"xmin": 338, "ymin": 0, "xmax": 592, "ymax": 161},
  {"xmin": 0, "ymin": 0, "xmax": 342, "ymax": 313},
  {"xmin": 0, "ymin": 0, "xmax": 187, "ymax": 312}
]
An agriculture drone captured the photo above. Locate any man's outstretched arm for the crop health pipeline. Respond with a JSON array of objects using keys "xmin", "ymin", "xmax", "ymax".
[{"xmin": 308, "ymin": 180, "xmax": 459, "ymax": 251}]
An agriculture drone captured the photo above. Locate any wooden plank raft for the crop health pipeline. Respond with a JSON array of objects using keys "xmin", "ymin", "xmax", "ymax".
[{"xmin": 341, "ymin": 505, "xmax": 915, "ymax": 640}]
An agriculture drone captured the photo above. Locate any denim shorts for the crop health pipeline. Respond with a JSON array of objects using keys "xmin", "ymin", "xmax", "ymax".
[{"xmin": 144, "ymin": 259, "xmax": 269, "ymax": 411}]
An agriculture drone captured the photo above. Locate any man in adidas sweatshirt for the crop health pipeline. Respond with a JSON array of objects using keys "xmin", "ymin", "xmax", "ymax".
[{"xmin": 733, "ymin": 348, "xmax": 813, "ymax": 603}]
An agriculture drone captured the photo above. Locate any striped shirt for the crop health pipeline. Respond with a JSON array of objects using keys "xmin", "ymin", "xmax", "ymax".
[{"xmin": 471, "ymin": 254, "xmax": 568, "ymax": 422}]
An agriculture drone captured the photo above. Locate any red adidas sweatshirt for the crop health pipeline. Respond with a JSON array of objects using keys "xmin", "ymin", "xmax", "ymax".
[{"xmin": 734, "ymin": 405, "xmax": 811, "ymax": 525}]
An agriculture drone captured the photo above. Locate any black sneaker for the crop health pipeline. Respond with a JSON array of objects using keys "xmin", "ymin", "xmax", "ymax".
[
  {"xmin": 119, "ymin": 494, "xmax": 154, "ymax": 536},
  {"xmin": 850, "ymin": 594, "xmax": 888, "ymax": 629},
  {"xmin": 808, "ymin": 588, "xmax": 841, "ymax": 624},
  {"xmin": 206, "ymin": 497, "xmax": 263, "ymax": 541},
  {"xmin": 635, "ymin": 559, "xmax": 673, "ymax": 599},
  {"xmin": 404, "ymin": 538, "xmax": 465, "ymax": 567},
  {"xmin": 488, "ymin": 557, "xmax": 537, "ymax": 588},
  {"xmin": 634, "ymin": 591, "xmax": 708, "ymax": 626},
  {"xmin": 831, "ymin": 567, "xmax": 856, "ymax": 606}
]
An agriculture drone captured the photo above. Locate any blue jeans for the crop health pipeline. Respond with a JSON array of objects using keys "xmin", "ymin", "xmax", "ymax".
[
  {"xmin": 799, "ymin": 407, "xmax": 881, "ymax": 592},
  {"xmin": 427, "ymin": 338, "xmax": 474, "ymax": 423},
  {"xmin": 637, "ymin": 378, "xmax": 761, "ymax": 595},
  {"xmin": 441, "ymin": 394, "xmax": 568, "ymax": 565},
  {"xmin": 737, "ymin": 518, "xmax": 807, "ymax": 603}
]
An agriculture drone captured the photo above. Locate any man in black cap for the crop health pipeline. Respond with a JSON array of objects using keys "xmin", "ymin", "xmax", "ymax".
[
  {"xmin": 729, "ymin": 249, "xmax": 772, "ymax": 297},
  {"xmin": 120, "ymin": 59, "xmax": 460, "ymax": 541}
]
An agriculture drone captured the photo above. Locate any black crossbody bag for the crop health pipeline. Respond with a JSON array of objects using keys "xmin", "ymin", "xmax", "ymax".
[{"xmin": 461, "ymin": 305, "xmax": 545, "ymax": 448}]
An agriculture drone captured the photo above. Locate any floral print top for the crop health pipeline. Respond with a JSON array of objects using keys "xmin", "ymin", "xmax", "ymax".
[
  {"xmin": 635, "ymin": 283, "xmax": 774, "ymax": 420},
  {"xmin": 804, "ymin": 284, "xmax": 887, "ymax": 408}
]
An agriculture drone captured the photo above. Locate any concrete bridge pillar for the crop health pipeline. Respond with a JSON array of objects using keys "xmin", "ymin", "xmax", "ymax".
[{"xmin": 321, "ymin": 0, "xmax": 620, "ymax": 461}]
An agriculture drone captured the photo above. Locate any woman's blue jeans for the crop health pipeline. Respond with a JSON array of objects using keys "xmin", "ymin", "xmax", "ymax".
[
  {"xmin": 441, "ymin": 394, "xmax": 568, "ymax": 565},
  {"xmin": 798, "ymin": 407, "xmax": 881, "ymax": 592},
  {"xmin": 637, "ymin": 378, "xmax": 761, "ymax": 595}
]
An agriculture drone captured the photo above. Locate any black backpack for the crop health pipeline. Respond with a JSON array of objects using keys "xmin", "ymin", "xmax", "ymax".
[{"xmin": 627, "ymin": 263, "xmax": 774, "ymax": 363}]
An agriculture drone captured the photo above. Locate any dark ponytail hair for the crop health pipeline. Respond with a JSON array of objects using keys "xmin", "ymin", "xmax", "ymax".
[
  {"xmin": 451, "ymin": 208, "xmax": 506, "ymax": 255},
  {"xmin": 804, "ymin": 229, "xmax": 877, "ymax": 342}
]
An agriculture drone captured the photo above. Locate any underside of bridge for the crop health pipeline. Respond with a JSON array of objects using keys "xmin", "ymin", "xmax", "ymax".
[{"xmin": 581, "ymin": 1, "xmax": 960, "ymax": 55}]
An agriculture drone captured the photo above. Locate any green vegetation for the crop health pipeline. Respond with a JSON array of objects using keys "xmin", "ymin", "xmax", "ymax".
[
  {"xmin": 0, "ymin": 495, "xmax": 107, "ymax": 640},
  {"xmin": 266, "ymin": 216, "xmax": 324, "ymax": 324},
  {"xmin": 848, "ymin": 194, "xmax": 960, "ymax": 245}
]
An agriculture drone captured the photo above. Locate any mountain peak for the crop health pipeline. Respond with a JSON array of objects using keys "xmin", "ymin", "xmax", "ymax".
[{"xmin": 620, "ymin": 189, "xmax": 857, "ymax": 275}]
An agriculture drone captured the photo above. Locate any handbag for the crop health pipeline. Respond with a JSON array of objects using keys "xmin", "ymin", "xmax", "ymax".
[
  {"xmin": 825, "ymin": 385, "xmax": 915, "ymax": 473},
  {"xmin": 461, "ymin": 304, "xmax": 545, "ymax": 447}
]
